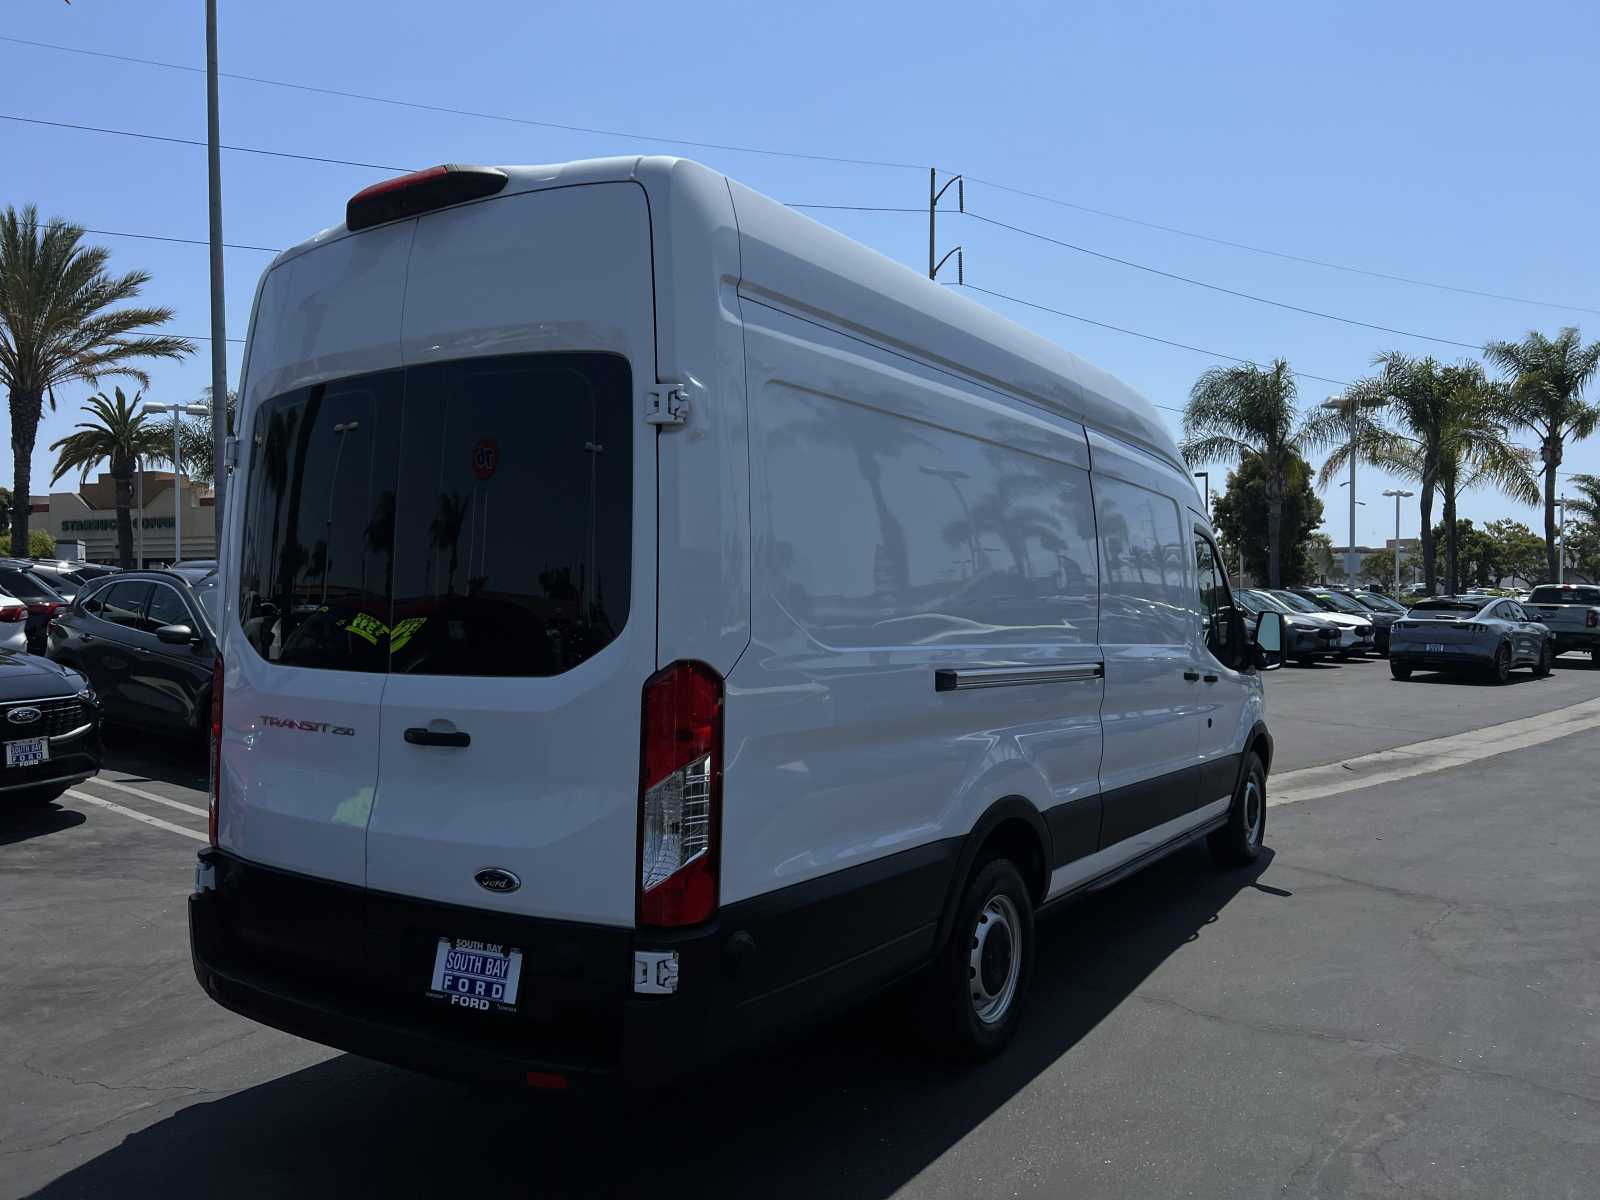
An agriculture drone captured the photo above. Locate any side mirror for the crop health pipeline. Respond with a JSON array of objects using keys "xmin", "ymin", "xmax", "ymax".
[
  {"xmin": 155, "ymin": 623, "xmax": 198, "ymax": 646},
  {"xmin": 1252, "ymin": 610, "xmax": 1284, "ymax": 671}
]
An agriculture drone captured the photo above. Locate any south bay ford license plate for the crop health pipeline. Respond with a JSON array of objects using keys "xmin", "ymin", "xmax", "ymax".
[
  {"xmin": 428, "ymin": 938, "xmax": 523, "ymax": 1013},
  {"xmin": 4, "ymin": 737, "xmax": 48, "ymax": 768}
]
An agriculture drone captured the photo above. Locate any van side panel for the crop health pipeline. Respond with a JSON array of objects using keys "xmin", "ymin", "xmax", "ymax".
[
  {"xmin": 1085, "ymin": 430, "xmax": 1205, "ymax": 850},
  {"xmin": 217, "ymin": 222, "xmax": 415, "ymax": 885},
  {"xmin": 726, "ymin": 300, "xmax": 1103, "ymax": 931},
  {"xmin": 634, "ymin": 159, "xmax": 750, "ymax": 674}
]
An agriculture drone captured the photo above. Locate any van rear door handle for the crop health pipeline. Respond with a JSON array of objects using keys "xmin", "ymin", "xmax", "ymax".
[
  {"xmin": 1202, "ymin": 674, "xmax": 1219, "ymax": 683},
  {"xmin": 1183, "ymin": 670, "xmax": 1200, "ymax": 681},
  {"xmin": 404, "ymin": 727, "xmax": 471, "ymax": 748}
]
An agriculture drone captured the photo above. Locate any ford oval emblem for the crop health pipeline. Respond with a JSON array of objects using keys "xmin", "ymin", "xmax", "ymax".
[
  {"xmin": 474, "ymin": 868, "xmax": 520, "ymax": 894},
  {"xmin": 6, "ymin": 706, "xmax": 41, "ymax": 725}
]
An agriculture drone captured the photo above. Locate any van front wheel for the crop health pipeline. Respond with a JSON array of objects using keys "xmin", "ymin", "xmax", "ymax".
[
  {"xmin": 1208, "ymin": 753, "xmax": 1266, "ymax": 867},
  {"xmin": 925, "ymin": 857, "xmax": 1034, "ymax": 1060}
]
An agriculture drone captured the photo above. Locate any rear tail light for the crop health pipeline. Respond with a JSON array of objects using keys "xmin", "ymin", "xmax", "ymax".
[
  {"xmin": 1587, "ymin": 610, "xmax": 1598, "ymax": 628},
  {"xmin": 208, "ymin": 654, "xmax": 224, "ymax": 845},
  {"xmin": 0, "ymin": 605, "xmax": 26, "ymax": 622},
  {"xmin": 637, "ymin": 661, "xmax": 723, "ymax": 929},
  {"xmin": 346, "ymin": 164, "xmax": 509, "ymax": 232}
]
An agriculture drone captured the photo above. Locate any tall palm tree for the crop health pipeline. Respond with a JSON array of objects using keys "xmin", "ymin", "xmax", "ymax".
[
  {"xmin": 0, "ymin": 206, "xmax": 194, "ymax": 555},
  {"xmin": 1483, "ymin": 328, "xmax": 1600, "ymax": 581},
  {"xmin": 1182, "ymin": 360, "xmax": 1319, "ymax": 587},
  {"xmin": 1564, "ymin": 473, "xmax": 1600, "ymax": 525},
  {"xmin": 47, "ymin": 388, "xmax": 171, "ymax": 568}
]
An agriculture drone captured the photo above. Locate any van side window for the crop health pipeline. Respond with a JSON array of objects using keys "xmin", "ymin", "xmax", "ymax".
[
  {"xmin": 1193, "ymin": 534, "xmax": 1238, "ymax": 664},
  {"xmin": 1093, "ymin": 476, "xmax": 1188, "ymax": 645}
]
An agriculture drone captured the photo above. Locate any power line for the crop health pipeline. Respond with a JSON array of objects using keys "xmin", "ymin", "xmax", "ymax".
[
  {"xmin": 964, "ymin": 211, "xmax": 1487, "ymax": 353},
  {"xmin": 964, "ymin": 284, "xmax": 1353, "ymax": 400},
  {"xmin": 0, "ymin": 113, "xmax": 412, "ymax": 173},
  {"xmin": 7, "ymin": 32, "xmax": 1595, "ymax": 318},
  {"xmin": 963, "ymin": 176, "xmax": 1600, "ymax": 318},
  {"xmin": 0, "ymin": 34, "xmax": 921, "ymax": 173},
  {"xmin": 15, "ymin": 219, "xmax": 280, "ymax": 254}
]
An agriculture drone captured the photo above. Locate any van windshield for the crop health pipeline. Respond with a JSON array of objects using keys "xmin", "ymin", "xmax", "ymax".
[{"xmin": 235, "ymin": 352, "xmax": 632, "ymax": 676}]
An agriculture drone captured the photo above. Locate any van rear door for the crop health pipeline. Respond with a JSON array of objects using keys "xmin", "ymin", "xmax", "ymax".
[{"xmin": 362, "ymin": 182, "xmax": 658, "ymax": 927}]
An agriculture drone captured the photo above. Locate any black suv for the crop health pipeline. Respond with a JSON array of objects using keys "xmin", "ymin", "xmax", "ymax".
[
  {"xmin": 0, "ymin": 650, "xmax": 102, "ymax": 807},
  {"xmin": 47, "ymin": 570, "xmax": 218, "ymax": 739}
]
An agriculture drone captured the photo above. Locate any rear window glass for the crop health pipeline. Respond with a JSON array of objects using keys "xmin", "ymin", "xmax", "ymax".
[
  {"xmin": 1408, "ymin": 600, "xmax": 1480, "ymax": 617},
  {"xmin": 0, "ymin": 568, "xmax": 63, "ymax": 603},
  {"xmin": 1529, "ymin": 585, "xmax": 1600, "ymax": 605},
  {"xmin": 236, "ymin": 353, "xmax": 632, "ymax": 677}
]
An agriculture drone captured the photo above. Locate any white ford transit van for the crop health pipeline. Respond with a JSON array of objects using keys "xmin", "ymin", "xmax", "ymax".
[{"xmin": 189, "ymin": 156, "xmax": 1284, "ymax": 1089}]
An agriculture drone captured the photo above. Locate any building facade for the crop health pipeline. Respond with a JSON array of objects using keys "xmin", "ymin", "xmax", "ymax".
[{"xmin": 33, "ymin": 471, "xmax": 216, "ymax": 566}]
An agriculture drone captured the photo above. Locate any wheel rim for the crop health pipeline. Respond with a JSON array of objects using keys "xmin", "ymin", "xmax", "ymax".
[
  {"xmin": 969, "ymin": 893, "xmax": 1022, "ymax": 1025},
  {"xmin": 1243, "ymin": 778, "xmax": 1264, "ymax": 848},
  {"xmin": 1497, "ymin": 646, "xmax": 1510, "ymax": 678}
]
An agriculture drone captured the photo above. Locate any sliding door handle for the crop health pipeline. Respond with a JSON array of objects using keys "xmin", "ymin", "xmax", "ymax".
[
  {"xmin": 1202, "ymin": 674, "xmax": 1219, "ymax": 683},
  {"xmin": 1182, "ymin": 670, "xmax": 1200, "ymax": 681}
]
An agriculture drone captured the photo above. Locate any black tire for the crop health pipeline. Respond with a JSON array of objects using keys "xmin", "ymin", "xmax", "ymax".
[
  {"xmin": 923, "ymin": 857, "xmax": 1034, "ymax": 1061},
  {"xmin": 1294, "ymin": 656, "xmax": 1315, "ymax": 667},
  {"xmin": 1209, "ymin": 753, "xmax": 1266, "ymax": 867},
  {"xmin": 1336, "ymin": 649, "xmax": 1352, "ymax": 661},
  {"xmin": 1533, "ymin": 642, "xmax": 1553, "ymax": 678},
  {"xmin": 9, "ymin": 784, "xmax": 68, "ymax": 808},
  {"xmin": 1489, "ymin": 642, "xmax": 1512, "ymax": 685},
  {"xmin": 1391, "ymin": 660, "xmax": 1413, "ymax": 680}
]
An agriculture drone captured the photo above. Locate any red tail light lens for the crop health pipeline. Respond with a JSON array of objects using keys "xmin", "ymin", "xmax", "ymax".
[
  {"xmin": 637, "ymin": 661, "xmax": 723, "ymax": 929},
  {"xmin": 1587, "ymin": 610, "xmax": 1598, "ymax": 629},
  {"xmin": 0, "ymin": 605, "xmax": 26, "ymax": 622},
  {"xmin": 208, "ymin": 654, "xmax": 224, "ymax": 845}
]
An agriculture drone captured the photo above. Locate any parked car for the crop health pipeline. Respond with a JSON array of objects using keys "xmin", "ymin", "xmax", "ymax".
[
  {"xmin": 1292, "ymin": 586, "xmax": 1400, "ymax": 655},
  {"xmin": 169, "ymin": 559, "xmax": 219, "ymax": 583},
  {"xmin": 189, "ymin": 155, "xmax": 1288, "ymax": 1093},
  {"xmin": 1389, "ymin": 595, "xmax": 1554, "ymax": 683},
  {"xmin": 1522, "ymin": 583, "xmax": 1600, "ymax": 663},
  {"xmin": 1236, "ymin": 589, "xmax": 1343, "ymax": 664},
  {"xmin": 47, "ymin": 570, "xmax": 218, "ymax": 739},
  {"xmin": 0, "ymin": 589, "xmax": 30, "ymax": 655},
  {"xmin": 0, "ymin": 649, "xmax": 102, "ymax": 807},
  {"xmin": 24, "ymin": 560, "xmax": 95, "ymax": 605},
  {"xmin": 0, "ymin": 561, "xmax": 69, "ymax": 654},
  {"xmin": 1351, "ymin": 590, "xmax": 1408, "ymax": 618},
  {"xmin": 1266, "ymin": 589, "xmax": 1374, "ymax": 655}
]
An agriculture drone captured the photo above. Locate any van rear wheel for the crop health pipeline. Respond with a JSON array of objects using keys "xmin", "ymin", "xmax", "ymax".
[{"xmin": 924, "ymin": 857, "xmax": 1034, "ymax": 1060}]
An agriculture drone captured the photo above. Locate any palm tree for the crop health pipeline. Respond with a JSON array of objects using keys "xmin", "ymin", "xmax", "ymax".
[
  {"xmin": 177, "ymin": 386, "xmax": 237, "ymax": 486},
  {"xmin": 1483, "ymin": 328, "xmax": 1600, "ymax": 581},
  {"xmin": 0, "ymin": 206, "xmax": 194, "ymax": 555},
  {"xmin": 1564, "ymin": 473, "xmax": 1600, "ymax": 525},
  {"xmin": 1182, "ymin": 360, "xmax": 1319, "ymax": 587},
  {"xmin": 47, "ymin": 388, "xmax": 171, "ymax": 568}
]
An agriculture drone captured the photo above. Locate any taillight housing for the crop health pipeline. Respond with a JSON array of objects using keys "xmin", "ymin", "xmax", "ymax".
[
  {"xmin": 208, "ymin": 654, "xmax": 223, "ymax": 845},
  {"xmin": 1587, "ymin": 609, "xmax": 1598, "ymax": 629},
  {"xmin": 346, "ymin": 164, "xmax": 509, "ymax": 232},
  {"xmin": 637, "ymin": 661, "xmax": 723, "ymax": 929},
  {"xmin": 0, "ymin": 605, "xmax": 26, "ymax": 622}
]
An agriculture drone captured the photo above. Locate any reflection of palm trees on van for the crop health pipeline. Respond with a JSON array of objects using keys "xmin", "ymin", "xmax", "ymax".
[
  {"xmin": 364, "ymin": 490, "xmax": 395, "ymax": 600},
  {"xmin": 429, "ymin": 490, "xmax": 469, "ymax": 595}
]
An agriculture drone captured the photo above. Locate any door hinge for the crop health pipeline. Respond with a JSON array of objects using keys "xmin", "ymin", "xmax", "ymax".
[
  {"xmin": 645, "ymin": 383, "xmax": 690, "ymax": 428},
  {"xmin": 222, "ymin": 435, "xmax": 240, "ymax": 472}
]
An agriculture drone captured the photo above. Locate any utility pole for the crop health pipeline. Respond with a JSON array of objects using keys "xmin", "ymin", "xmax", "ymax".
[
  {"xmin": 1193, "ymin": 471, "xmax": 1209, "ymax": 511},
  {"xmin": 1384, "ymin": 489, "xmax": 1413, "ymax": 596},
  {"xmin": 1557, "ymin": 496, "xmax": 1567, "ymax": 584},
  {"xmin": 928, "ymin": 169, "xmax": 965, "ymax": 283},
  {"xmin": 206, "ymin": 0, "xmax": 230, "ymax": 555}
]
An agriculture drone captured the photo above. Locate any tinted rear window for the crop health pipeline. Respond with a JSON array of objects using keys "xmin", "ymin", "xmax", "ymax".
[
  {"xmin": 1529, "ymin": 585, "xmax": 1600, "ymax": 605},
  {"xmin": 236, "ymin": 353, "xmax": 632, "ymax": 677},
  {"xmin": 0, "ymin": 568, "xmax": 62, "ymax": 603},
  {"xmin": 1408, "ymin": 601, "xmax": 1479, "ymax": 617}
]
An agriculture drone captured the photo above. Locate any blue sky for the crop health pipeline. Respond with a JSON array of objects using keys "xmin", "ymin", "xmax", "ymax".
[{"xmin": 4, "ymin": 0, "xmax": 1597, "ymax": 550}]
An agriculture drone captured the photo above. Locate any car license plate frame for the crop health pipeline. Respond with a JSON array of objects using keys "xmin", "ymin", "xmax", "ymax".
[
  {"xmin": 4, "ymin": 737, "xmax": 49, "ymax": 768},
  {"xmin": 1425, "ymin": 642, "xmax": 1446, "ymax": 653},
  {"xmin": 427, "ymin": 937, "xmax": 523, "ymax": 1014}
]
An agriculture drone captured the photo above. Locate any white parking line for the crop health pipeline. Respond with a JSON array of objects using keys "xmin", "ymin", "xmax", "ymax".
[
  {"xmin": 66, "ymin": 789, "xmax": 208, "ymax": 842},
  {"xmin": 1269, "ymin": 696, "xmax": 1600, "ymax": 806},
  {"xmin": 86, "ymin": 775, "xmax": 209, "ymax": 818}
]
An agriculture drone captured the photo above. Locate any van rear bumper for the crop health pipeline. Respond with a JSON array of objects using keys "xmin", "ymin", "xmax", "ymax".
[{"xmin": 187, "ymin": 849, "xmax": 719, "ymax": 1091}]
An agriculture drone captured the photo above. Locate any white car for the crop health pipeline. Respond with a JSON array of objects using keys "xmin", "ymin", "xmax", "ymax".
[
  {"xmin": 190, "ymin": 155, "xmax": 1284, "ymax": 1089},
  {"xmin": 0, "ymin": 590, "xmax": 29, "ymax": 655},
  {"xmin": 1265, "ymin": 590, "xmax": 1374, "ymax": 655}
]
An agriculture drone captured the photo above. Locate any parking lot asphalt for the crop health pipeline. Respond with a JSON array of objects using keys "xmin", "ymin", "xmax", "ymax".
[{"xmin": 4, "ymin": 661, "xmax": 1599, "ymax": 1198}]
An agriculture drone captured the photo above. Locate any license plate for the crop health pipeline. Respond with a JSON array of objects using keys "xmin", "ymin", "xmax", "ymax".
[
  {"xmin": 4, "ymin": 737, "xmax": 48, "ymax": 768},
  {"xmin": 428, "ymin": 937, "xmax": 523, "ymax": 1013},
  {"xmin": 1426, "ymin": 643, "xmax": 1446, "ymax": 653}
]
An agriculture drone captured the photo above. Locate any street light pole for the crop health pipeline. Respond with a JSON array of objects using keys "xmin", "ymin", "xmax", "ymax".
[
  {"xmin": 206, "ymin": 0, "xmax": 230, "ymax": 553},
  {"xmin": 1322, "ymin": 394, "xmax": 1386, "ymax": 584},
  {"xmin": 145, "ymin": 403, "xmax": 211, "ymax": 562},
  {"xmin": 1557, "ymin": 496, "xmax": 1567, "ymax": 584},
  {"xmin": 1383, "ymin": 489, "xmax": 1414, "ymax": 596},
  {"xmin": 1193, "ymin": 471, "xmax": 1209, "ymax": 511}
]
